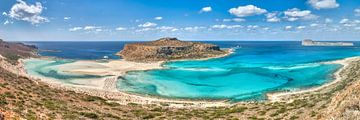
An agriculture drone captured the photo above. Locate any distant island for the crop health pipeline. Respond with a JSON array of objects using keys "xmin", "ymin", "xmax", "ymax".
[
  {"xmin": 302, "ymin": 39, "xmax": 354, "ymax": 46},
  {"xmin": 117, "ymin": 37, "xmax": 229, "ymax": 62}
]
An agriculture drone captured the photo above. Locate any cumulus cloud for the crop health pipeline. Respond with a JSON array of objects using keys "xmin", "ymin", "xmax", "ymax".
[
  {"xmin": 308, "ymin": 0, "xmax": 339, "ymax": 9},
  {"xmin": 284, "ymin": 8, "xmax": 318, "ymax": 21},
  {"xmin": 355, "ymin": 9, "xmax": 360, "ymax": 16},
  {"xmin": 138, "ymin": 22, "xmax": 157, "ymax": 27},
  {"xmin": 154, "ymin": 16, "xmax": 163, "ymax": 20},
  {"xmin": 4, "ymin": 0, "xmax": 48, "ymax": 24},
  {"xmin": 229, "ymin": 5, "xmax": 267, "ymax": 17},
  {"xmin": 69, "ymin": 27, "xmax": 82, "ymax": 32},
  {"xmin": 200, "ymin": 6, "xmax": 212, "ymax": 13},
  {"xmin": 265, "ymin": 12, "xmax": 280, "ymax": 22}
]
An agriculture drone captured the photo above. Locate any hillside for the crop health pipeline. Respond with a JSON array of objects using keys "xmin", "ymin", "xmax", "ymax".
[
  {"xmin": 117, "ymin": 37, "xmax": 228, "ymax": 62},
  {"xmin": 0, "ymin": 39, "xmax": 38, "ymax": 64}
]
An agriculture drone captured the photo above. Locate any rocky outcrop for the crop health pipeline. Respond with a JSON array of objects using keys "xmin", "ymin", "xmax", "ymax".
[
  {"xmin": 117, "ymin": 37, "xmax": 228, "ymax": 62},
  {"xmin": 0, "ymin": 39, "xmax": 38, "ymax": 64},
  {"xmin": 302, "ymin": 39, "xmax": 354, "ymax": 46}
]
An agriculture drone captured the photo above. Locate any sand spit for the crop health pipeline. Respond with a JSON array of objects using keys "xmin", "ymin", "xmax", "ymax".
[
  {"xmin": 7, "ymin": 50, "xmax": 359, "ymax": 108},
  {"xmin": 21, "ymin": 52, "xmax": 234, "ymax": 108}
]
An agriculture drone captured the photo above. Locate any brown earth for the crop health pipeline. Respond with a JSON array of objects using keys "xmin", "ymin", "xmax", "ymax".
[
  {"xmin": 0, "ymin": 39, "xmax": 38, "ymax": 64},
  {"xmin": 117, "ymin": 37, "xmax": 227, "ymax": 62}
]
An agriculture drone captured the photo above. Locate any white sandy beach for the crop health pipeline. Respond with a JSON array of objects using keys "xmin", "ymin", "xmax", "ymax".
[{"xmin": 19, "ymin": 51, "xmax": 235, "ymax": 108}]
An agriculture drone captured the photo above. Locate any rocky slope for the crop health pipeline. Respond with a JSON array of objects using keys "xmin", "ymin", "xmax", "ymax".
[
  {"xmin": 117, "ymin": 37, "xmax": 228, "ymax": 62},
  {"xmin": 0, "ymin": 39, "xmax": 38, "ymax": 64}
]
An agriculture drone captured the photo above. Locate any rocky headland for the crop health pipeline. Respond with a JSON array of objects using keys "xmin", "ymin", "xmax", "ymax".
[
  {"xmin": 117, "ymin": 37, "xmax": 228, "ymax": 62},
  {"xmin": 302, "ymin": 39, "xmax": 354, "ymax": 46},
  {"xmin": 0, "ymin": 39, "xmax": 38, "ymax": 64}
]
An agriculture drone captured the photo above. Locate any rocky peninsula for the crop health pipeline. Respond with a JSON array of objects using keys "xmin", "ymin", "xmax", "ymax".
[
  {"xmin": 302, "ymin": 39, "xmax": 354, "ymax": 46},
  {"xmin": 117, "ymin": 37, "xmax": 228, "ymax": 62},
  {"xmin": 0, "ymin": 39, "xmax": 38, "ymax": 64}
]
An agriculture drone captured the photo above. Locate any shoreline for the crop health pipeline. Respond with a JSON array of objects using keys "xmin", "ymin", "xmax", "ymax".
[
  {"xmin": 7, "ymin": 50, "xmax": 358, "ymax": 108},
  {"xmin": 266, "ymin": 56, "xmax": 360, "ymax": 102},
  {"xmin": 19, "ymin": 50, "xmax": 235, "ymax": 108}
]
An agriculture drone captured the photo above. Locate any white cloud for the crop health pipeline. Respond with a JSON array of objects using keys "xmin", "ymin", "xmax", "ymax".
[
  {"xmin": 339, "ymin": 19, "xmax": 359, "ymax": 27},
  {"xmin": 211, "ymin": 24, "xmax": 243, "ymax": 29},
  {"xmin": 138, "ymin": 22, "xmax": 157, "ymax": 27},
  {"xmin": 247, "ymin": 25, "xmax": 259, "ymax": 29},
  {"xmin": 355, "ymin": 9, "xmax": 360, "ymax": 16},
  {"xmin": 154, "ymin": 16, "xmax": 163, "ymax": 20},
  {"xmin": 64, "ymin": 17, "xmax": 71, "ymax": 20},
  {"xmin": 310, "ymin": 23, "xmax": 319, "ymax": 27},
  {"xmin": 223, "ymin": 18, "xmax": 246, "ymax": 22},
  {"xmin": 325, "ymin": 18, "xmax": 333, "ymax": 23},
  {"xmin": 183, "ymin": 26, "xmax": 206, "ymax": 32},
  {"xmin": 200, "ymin": 6, "xmax": 212, "ymax": 13},
  {"xmin": 115, "ymin": 27, "xmax": 127, "ymax": 31},
  {"xmin": 284, "ymin": 8, "xmax": 318, "ymax": 21},
  {"xmin": 297, "ymin": 26, "xmax": 306, "ymax": 29},
  {"xmin": 265, "ymin": 12, "xmax": 280, "ymax": 22},
  {"xmin": 4, "ymin": 0, "xmax": 48, "ymax": 24},
  {"xmin": 69, "ymin": 27, "xmax": 82, "ymax": 32},
  {"xmin": 156, "ymin": 26, "xmax": 176, "ymax": 31},
  {"xmin": 285, "ymin": 26, "xmax": 293, "ymax": 30},
  {"xmin": 3, "ymin": 20, "xmax": 12, "ymax": 25},
  {"xmin": 2, "ymin": 12, "xmax": 6, "ymax": 16},
  {"xmin": 84, "ymin": 26, "xmax": 101, "ymax": 30},
  {"xmin": 233, "ymin": 18, "xmax": 246, "ymax": 22},
  {"xmin": 308, "ymin": 0, "xmax": 339, "ymax": 9},
  {"xmin": 339, "ymin": 19, "xmax": 349, "ymax": 24},
  {"xmin": 229, "ymin": 5, "xmax": 267, "ymax": 17}
]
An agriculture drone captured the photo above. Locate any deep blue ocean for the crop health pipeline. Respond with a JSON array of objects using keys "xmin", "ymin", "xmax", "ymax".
[{"xmin": 24, "ymin": 41, "xmax": 360, "ymax": 101}]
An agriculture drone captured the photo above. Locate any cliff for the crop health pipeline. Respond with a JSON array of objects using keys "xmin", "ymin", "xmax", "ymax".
[
  {"xmin": 0, "ymin": 39, "xmax": 38, "ymax": 64},
  {"xmin": 302, "ymin": 39, "xmax": 354, "ymax": 46},
  {"xmin": 117, "ymin": 37, "xmax": 228, "ymax": 62}
]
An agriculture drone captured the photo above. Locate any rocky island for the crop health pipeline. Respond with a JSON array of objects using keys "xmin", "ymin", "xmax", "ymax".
[
  {"xmin": 117, "ymin": 37, "xmax": 229, "ymax": 62},
  {"xmin": 302, "ymin": 39, "xmax": 354, "ymax": 46}
]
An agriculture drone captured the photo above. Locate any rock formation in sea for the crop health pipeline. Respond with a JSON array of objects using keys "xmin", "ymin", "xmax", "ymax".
[
  {"xmin": 302, "ymin": 39, "xmax": 354, "ymax": 46},
  {"xmin": 117, "ymin": 37, "xmax": 228, "ymax": 62}
]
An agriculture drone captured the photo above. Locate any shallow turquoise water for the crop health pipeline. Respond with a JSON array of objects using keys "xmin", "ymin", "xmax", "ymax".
[{"xmin": 24, "ymin": 41, "xmax": 360, "ymax": 101}]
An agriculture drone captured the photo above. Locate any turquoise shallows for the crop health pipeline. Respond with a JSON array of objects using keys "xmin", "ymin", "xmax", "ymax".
[{"xmin": 24, "ymin": 41, "xmax": 360, "ymax": 101}]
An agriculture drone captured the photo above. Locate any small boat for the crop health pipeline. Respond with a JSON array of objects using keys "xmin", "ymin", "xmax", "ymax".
[{"xmin": 103, "ymin": 56, "xmax": 109, "ymax": 59}]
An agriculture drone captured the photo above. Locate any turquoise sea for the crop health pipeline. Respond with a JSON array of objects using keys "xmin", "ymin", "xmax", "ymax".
[{"xmin": 24, "ymin": 41, "xmax": 360, "ymax": 101}]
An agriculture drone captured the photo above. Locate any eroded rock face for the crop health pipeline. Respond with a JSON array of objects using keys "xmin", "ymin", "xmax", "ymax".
[{"xmin": 117, "ymin": 38, "xmax": 227, "ymax": 62}]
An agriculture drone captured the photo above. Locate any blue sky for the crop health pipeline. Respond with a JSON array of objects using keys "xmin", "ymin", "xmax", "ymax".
[{"xmin": 0, "ymin": 0, "xmax": 360, "ymax": 41}]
